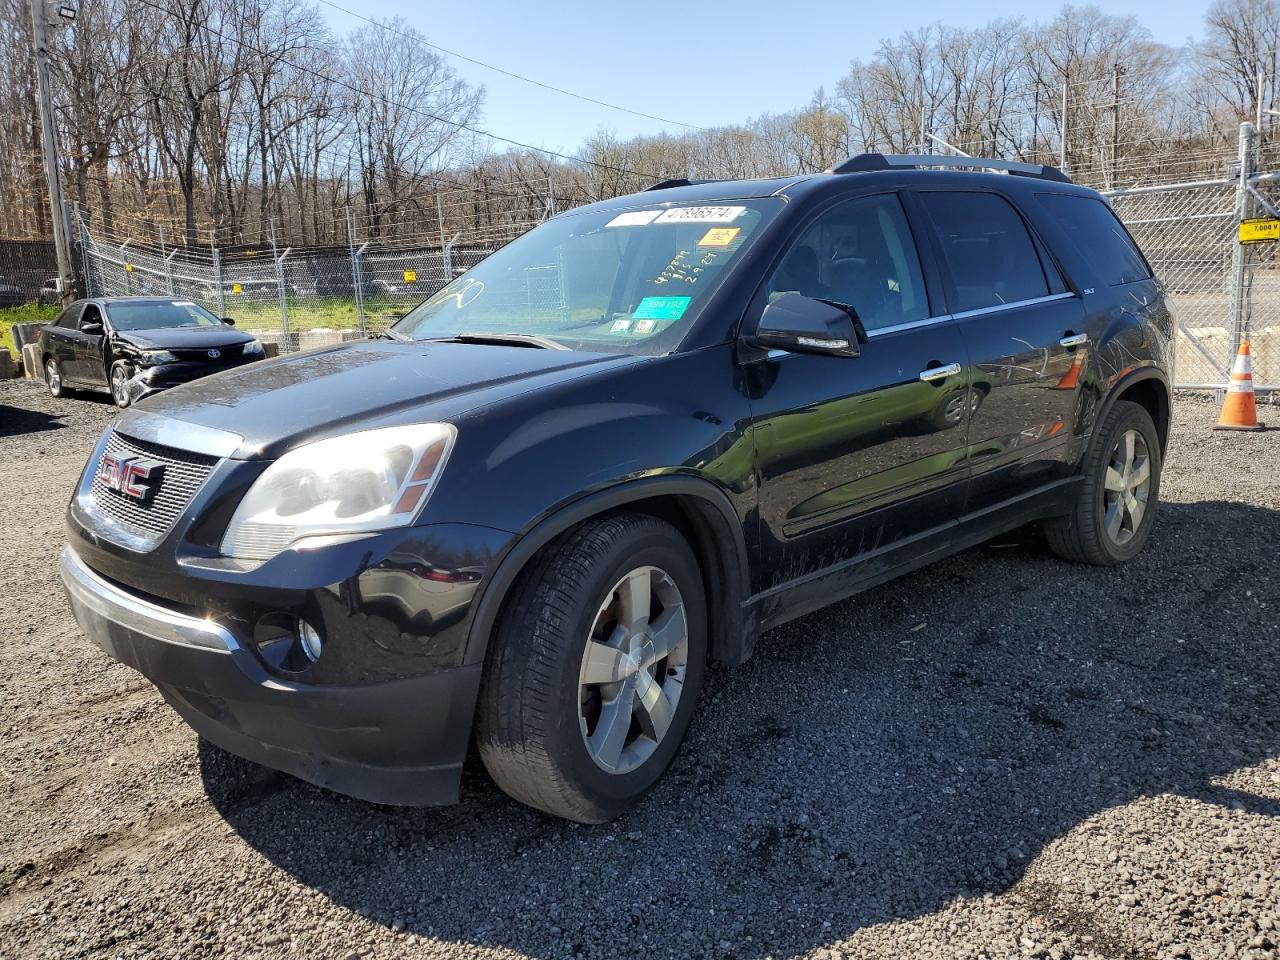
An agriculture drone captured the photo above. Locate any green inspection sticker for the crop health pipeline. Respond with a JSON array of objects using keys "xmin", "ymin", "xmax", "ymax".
[{"xmin": 633, "ymin": 296, "xmax": 691, "ymax": 320}]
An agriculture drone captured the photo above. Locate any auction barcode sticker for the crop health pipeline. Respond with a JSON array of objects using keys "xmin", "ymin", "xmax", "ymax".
[
  {"xmin": 606, "ymin": 210, "xmax": 662, "ymax": 227},
  {"xmin": 654, "ymin": 205, "xmax": 745, "ymax": 224}
]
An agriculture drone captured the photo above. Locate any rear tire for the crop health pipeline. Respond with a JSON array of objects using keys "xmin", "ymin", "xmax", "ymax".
[
  {"xmin": 45, "ymin": 358, "xmax": 67, "ymax": 398},
  {"xmin": 1044, "ymin": 400, "xmax": 1161, "ymax": 565},
  {"xmin": 476, "ymin": 513, "xmax": 707, "ymax": 823}
]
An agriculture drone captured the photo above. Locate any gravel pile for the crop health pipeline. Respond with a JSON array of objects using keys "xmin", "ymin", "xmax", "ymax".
[{"xmin": 1, "ymin": 380, "xmax": 1277, "ymax": 960}]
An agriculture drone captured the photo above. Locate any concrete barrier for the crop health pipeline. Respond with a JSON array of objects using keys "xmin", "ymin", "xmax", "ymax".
[
  {"xmin": 262, "ymin": 342, "xmax": 280, "ymax": 359},
  {"xmin": 0, "ymin": 348, "xmax": 16, "ymax": 379},
  {"xmin": 21, "ymin": 343, "xmax": 41, "ymax": 379}
]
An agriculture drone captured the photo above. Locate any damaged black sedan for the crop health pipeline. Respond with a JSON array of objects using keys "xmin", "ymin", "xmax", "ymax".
[{"xmin": 39, "ymin": 297, "xmax": 265, "ymax": 407}]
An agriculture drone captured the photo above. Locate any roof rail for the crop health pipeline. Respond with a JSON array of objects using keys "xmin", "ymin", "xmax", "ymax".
[
  {"xmin": 827, "ymin": 153, "xmax": 1072, "ymax": 184},
  {"xmin": 644, "ymin": 178, "xmax": 721, "ymax": 191}
]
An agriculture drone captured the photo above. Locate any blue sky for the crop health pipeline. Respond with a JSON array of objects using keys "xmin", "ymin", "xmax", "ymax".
[{"xmin": 319, "ymin": 0, "xmax": 1209, "ymax": 153}]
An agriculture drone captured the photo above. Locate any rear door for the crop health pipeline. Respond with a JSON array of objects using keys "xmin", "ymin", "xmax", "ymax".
[
  {"xmin": 911, "ymin": 189, "xmax": 1087, "ymax": 511},
  {"xmin": 748, "ymin": 191, "xmax": 972, "ymax": 595},
  {"xmin": 44, "ymin": 303, "xmax": 84, "ymax": 381}
]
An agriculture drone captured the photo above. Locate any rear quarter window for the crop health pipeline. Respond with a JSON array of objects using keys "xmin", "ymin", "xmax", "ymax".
[{"xmin": 1038, "ymin": 193, "xmax": 1151, "ymax": 286}]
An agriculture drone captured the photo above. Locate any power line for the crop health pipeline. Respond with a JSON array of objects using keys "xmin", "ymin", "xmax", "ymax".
[
  {"xmin": 130, "ymin": 0, "xmax": 664, "ymax": 183},
  {"xmin": 314, "ymin": 0, "xmax": 709, "ymax": 133}
]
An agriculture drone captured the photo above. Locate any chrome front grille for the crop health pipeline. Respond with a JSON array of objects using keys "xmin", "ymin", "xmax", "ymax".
[{"xmin": 89, "ymin": 431, "xmax": 218, "ymax": 545}]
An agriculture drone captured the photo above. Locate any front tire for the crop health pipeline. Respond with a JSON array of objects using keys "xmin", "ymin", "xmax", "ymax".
[
  {"xmin": 476, "ymin": 513, "xmax": 707, "ymax": 823},
  {"xmin": 109, "ymin": 360, "xmax": 133, "ymax": 408},
  {"xmin": 1045, "ymin": 400, "xmax": 1162, "ymax": 565}
]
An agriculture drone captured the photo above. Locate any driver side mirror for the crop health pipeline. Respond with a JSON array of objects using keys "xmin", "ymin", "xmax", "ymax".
[
  {"xmin": 745, "ymin": 293, "xmax": 864, "ymax": 359},
  {"xmin": 220, "ymin": 316, "xmax": 235, "ymax": 326},
  {"xmin": 80, "ymin": 322, "xmax": 103, "ymax": 336}
]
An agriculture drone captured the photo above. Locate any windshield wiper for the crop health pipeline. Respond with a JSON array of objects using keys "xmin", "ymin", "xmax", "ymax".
[
  {"xmin": 377, "ymin": 329, "xmax": 410, "ymax": 342},
  {"xmin": 423, "ymin": 332, "xmax": 569, "ymax": 351}
]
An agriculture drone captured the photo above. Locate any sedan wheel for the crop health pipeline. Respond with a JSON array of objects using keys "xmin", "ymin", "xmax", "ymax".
[
  {"xmin": 109, "ymin": 361, "xmax": 133, "ymax": 408},
  {"xmin": 45, "ymin": 358, "xmax": 65, "ymax": 398}
]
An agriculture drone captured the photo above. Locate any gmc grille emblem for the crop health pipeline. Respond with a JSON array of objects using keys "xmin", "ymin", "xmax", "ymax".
[{"xmin": 99, "ymin": 453, "xmax": 165, "ymax": 502}]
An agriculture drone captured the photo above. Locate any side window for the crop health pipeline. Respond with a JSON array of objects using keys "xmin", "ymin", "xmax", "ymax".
[
  {"xmin": 766, "ymin": 193, "xmax": 930, "ymax": 332},
  {"xmin": 79, "ymin": 304, "xmax": 102, "ymax": 329},
  {"xmin": 1037, "ymin": 193, "xmax": 1151, "ymax": 286},
  {"xmin": 921, "ymin": 192, "xmax": 1051, "ymax": 313},
  {"xmin": 55, "ymin": 304, "xmax": 83, "ymax": 329}
]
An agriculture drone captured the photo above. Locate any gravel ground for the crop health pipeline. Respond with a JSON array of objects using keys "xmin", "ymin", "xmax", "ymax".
[{"xmin": 1, "ymin": 378, "xmax": 1278, "ymax": 960}]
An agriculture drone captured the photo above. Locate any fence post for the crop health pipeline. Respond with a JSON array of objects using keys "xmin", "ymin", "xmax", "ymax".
[
  {"xmin": 347, "ymin": 207, "xmax": 367, "ymax": 337},
  {"xmin": 1228, "ymin": 122, "xmax": 1257, "ymax": 361},
  {"xmin": 443, "ymin": 232, "xmax": 460, "ymax": 279},
  {"xmin": 120, "ymin": 240, "xmax": 131, "ymax": 295},
  {"xmin": 211, "ymin": 233, "xmax": 226, "ymax": 319},
  {"xmin": 271, "ymin": 223, "xmax": 291, "ymax": 346},
  {"xmin": 76, "ymin": 204, "xmax": 93, "ymax": 298}
]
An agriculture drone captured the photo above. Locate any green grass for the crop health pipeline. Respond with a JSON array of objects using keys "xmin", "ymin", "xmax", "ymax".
[
  {"xmin": 224, "ymin": 297, "xmax": 407, "ymax": 335},
  {"xmin": 0, "ymin": 304, "xmax": 59, "ymax": 353}
]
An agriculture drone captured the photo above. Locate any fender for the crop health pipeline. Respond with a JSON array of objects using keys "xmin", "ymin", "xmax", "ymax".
[
  {"xmin": 461, "ymin": 474, "xmax": 756, "ymax": 669},
  {"xmin": 1092, "ymin": 364, "xmax": 1172, "ymax": 453}
]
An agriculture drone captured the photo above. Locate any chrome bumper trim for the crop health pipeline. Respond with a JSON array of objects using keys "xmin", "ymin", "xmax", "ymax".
[{"xmin": 59, "ymin": 545, "xmax": 236, "ymax": 653}]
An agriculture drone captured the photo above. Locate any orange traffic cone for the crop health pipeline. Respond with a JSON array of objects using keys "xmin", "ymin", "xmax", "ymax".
[
  {"xmin": 1055, "ymin": 348, "xmax": 1086, "ymax": 390},
  {"xmin": 1214, "ymin": 342, "xmax": 1266, "ymax": 431}
]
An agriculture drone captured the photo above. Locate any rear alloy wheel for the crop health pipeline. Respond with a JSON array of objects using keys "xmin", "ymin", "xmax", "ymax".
[
  {"xmin": 477, "ymin": 513, "xmax": 706, "ymax": 823},
  {"xmin": 1044, "ymin": 399, "xmax": 1161, "ymax": 565},
  {"xmin": 109, "ymin": 360, "xmax": 133, "ymax": 408},
  {"xmin": 45, "ymin": 358, "xmax": 66, "ymax": 398}
]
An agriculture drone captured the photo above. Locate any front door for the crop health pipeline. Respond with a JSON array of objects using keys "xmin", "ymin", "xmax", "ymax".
[
  {"xmin": 748, "ymin": 191, "xmax": 972, "ymax": 602},
  {"xmin": 72, "ymin": 303, "xmax": 108, "ymax": 385},
  {"xmin": 911, "ymin": 189, "xmax": 1087, "ymax": 511}
]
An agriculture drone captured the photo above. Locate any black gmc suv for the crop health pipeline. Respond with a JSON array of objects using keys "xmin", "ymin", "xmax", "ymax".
[{"xmin": 60, "ymin": 155, "xmax": 1172, "ymax": 823}]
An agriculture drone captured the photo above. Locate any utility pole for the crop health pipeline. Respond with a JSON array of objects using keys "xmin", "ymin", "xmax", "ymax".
[
  {"xmin": 1110, "ymin": 63, "xmax": 1126, "ymax": 190},
  {"xmin": 1059, "ymin": 79, "xmax": 1069, "ymax": 175},
  {"xmin": 29, "ymin": 0, "xmax": 77, "ymax": 303}
]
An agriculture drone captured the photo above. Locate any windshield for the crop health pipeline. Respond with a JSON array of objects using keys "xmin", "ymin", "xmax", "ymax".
[
  {"xmin": 392, "ymin": 199, "xmax": 779, "ymax": 353},
  {"xmin": 107, "ymin": 300, "xmax": 224, "ymax": 331}
]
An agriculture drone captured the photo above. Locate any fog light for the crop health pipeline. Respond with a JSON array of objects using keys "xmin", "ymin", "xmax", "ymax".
[{"xmin": 297, "ymin": 619, "xmax": 323, "ymax": 662}]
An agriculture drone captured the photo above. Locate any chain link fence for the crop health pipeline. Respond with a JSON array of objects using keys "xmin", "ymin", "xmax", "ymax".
[
  {"xmin": 77, "ymin": 210, "xmax": 502, "ymax": 352},
  {"xmin": 75, "ymin": 128, "xmax": 1280, "ymax": 387},
  {"xmin": 1103, "ymin": 123, "xmax": 1280, "ymax": 391}
]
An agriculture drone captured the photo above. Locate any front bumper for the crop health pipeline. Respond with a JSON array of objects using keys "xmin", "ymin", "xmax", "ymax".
[
  {"xmin": 124, "ymin": 357, "xmax": 260, "ymax": 403},
  {"xmin": 60, "ymin": 545, "xmax": 482, "ymax": 806}
]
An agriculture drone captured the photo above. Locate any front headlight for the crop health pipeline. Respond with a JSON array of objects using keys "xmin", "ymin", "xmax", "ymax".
[
  {"xmin": 242, "ymin": 340, "xmax": 264, "ymax": 357},
  {"xmin": 221, "ymin": 423, "xmax": 457, "ymax": 561},
  {"xmin": 140, "ymin": 349, "xmax": 178, "ymax": 364}
]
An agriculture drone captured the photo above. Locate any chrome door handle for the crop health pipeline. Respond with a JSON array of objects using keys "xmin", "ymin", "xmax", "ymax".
[
  {"xmin": 1060, "ymin": 333, "xmax": 1089, "ymax": 348},
  {"xmin": 918, "ymin": 362, "xmax": 962, "ymax": 382}
]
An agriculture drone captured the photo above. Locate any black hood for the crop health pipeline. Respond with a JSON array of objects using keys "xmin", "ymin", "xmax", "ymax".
[
  {"xmin": 115, "ymin": 326, "xmax": 255, "ymax": 350},
  {"xmin": 117, "ymin": 339, "xmax": 633, "ymax": 459}
]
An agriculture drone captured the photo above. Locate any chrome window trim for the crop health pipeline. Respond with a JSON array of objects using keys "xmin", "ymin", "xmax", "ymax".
[
  {"xmin": 865, "ymin": 314, "xmax": 954, "ymax": 338},
  {"xmin": 60, "ymin": 545, "xmax": 237, "ymax": 653},
  {"xmin": 949, "ymin": 291, "xmax": 1076, "ymax": 321}
]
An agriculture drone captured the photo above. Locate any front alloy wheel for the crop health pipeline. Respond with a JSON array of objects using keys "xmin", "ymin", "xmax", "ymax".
[
  {"xmin": 109, "ymin": 361, "xmax": 133, "ymax": 408},
  {"xmin": 477, "ymin": 513, "xmax": 707, "ymax": 823},
  {"xmin": 578, "ymin": 566, "xmax": 689, "ymax": 775}
]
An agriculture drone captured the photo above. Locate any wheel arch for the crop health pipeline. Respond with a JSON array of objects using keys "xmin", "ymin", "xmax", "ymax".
[
  {"xmin": 462, "ymin": 475, "xmax": 756, "ymax": 671},
  {"xmin": 1102, "ymin": 368, "xmax": 1171, "ymax": 454}
]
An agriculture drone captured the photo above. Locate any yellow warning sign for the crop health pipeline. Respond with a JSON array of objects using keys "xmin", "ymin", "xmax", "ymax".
[
  {"xmin": 232, "ymin": 283, "xmax": 243, "ymax": 294},
  {"xmin": 698, "ymin": 227, "xmax": 741, "ymax": 248},
  {"xmin": 403, "ymin": 270, "xmax": 417, "ymax": 283},
  {"xmin": 124, "ymin": 263, "xmax": 133, "ymax": 273},
  {"xmin": 1240, "ymin": 218, "xmax": 1280, "ymax": 243}
]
